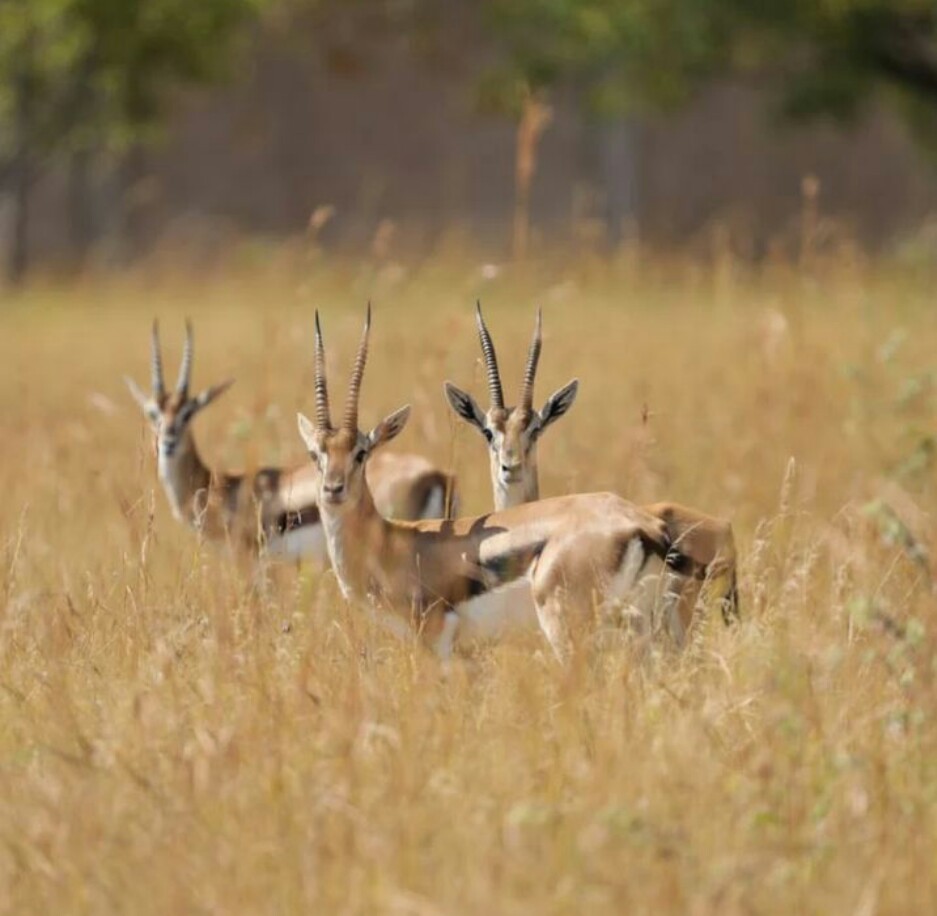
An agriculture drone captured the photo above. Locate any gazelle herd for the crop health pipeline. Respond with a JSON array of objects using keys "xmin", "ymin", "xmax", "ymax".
[
  {"xmin": 126, "ymin": 320, "xmax": 457, "ymax": 557},
  {"xmin": 127, "ymin": 304, "xmax": 737, "ymax": 661}
]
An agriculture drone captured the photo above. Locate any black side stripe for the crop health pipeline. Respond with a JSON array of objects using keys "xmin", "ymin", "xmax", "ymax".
[{"xmin": 636, "ymin": 533, "xmax": 703, "ymax": 580}]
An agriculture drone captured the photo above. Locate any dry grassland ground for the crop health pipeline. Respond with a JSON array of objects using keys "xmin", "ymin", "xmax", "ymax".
[{"xmin": 0, "ymin": 250, "xmax": 936, "ymax": 914}]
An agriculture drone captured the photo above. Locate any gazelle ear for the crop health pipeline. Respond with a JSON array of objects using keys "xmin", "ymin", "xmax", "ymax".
[
  {"xmin": 444, "ymin": 381, "xmax": 487, "ymax": 433},
  {"xmin": 192, "ymin": 379, "xmax": 235, "ymax": 412},
  {"xmin": 368, "ymin": 405, "xmax": 411, "ymax": 452},
  {"xmin": 534, "ymin": 378, "xmax": 579, "ymax": 436},
  {"xmin": 124, "ymin": 376, "xmax": 160, "ymax": 422},
  {"xmin": 297, "ymin": 412, "xmax": 319, "ymax": 453},
  {"xmin": 124, "ymin": 375, "xmax": 149, "ymax": 409}
]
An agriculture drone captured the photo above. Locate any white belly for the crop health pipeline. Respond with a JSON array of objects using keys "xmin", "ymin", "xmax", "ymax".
[
  {"xmin": 265, "ymin": 523, "xmax": 327, "ymax": 561},
  {"xmin": 365, "ymin": 602, "xmax": 414, "ymax": 642},
  {"xmin": 602, "ymin": 547, "xmax": 683, "ymax": 644},
  {"xmin": 454, "ymin": 578, "xmax": 538, "ymax": 647},
  {"xmin": 420, "ymin": 484, "xmax": 445, "ymax": 520}
]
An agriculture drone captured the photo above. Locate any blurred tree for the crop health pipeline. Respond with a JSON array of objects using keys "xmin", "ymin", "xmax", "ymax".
[
  {"xmin": 483, "ymin": 0, "xmax": 937, "ymax": 127},
  {"xmin": 479, "ymin": 0, "xmax": 937, "ymax": 250},
  {"xmin": 0, "ymin": 0, "xmax": 266, "ymax": 282},
  {"xmin": 73, "ymin": 0, "xmax": 268, "ymax": 261},
  {"xmin": 0, "ymin": 0, "xmax": 86, "ymax": 281},
  {"xmin": 477, "ymin": 0, "xmax": 732, "ymax": 254}
]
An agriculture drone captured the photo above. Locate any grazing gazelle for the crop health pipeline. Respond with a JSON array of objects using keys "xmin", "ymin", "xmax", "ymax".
[
  {"xmin": 125, "ymin": 320, "xmax": 456, "ymax": 558},
  {"xmin": 444, "ymin": 303, "xmax": 739, "ymax": 626},
  {"xmin": 296, "ymin": 306, "xmax": 734, "ymax": 661}
]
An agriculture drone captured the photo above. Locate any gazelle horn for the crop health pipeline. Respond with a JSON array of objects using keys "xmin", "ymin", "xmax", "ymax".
[
  {"xmin": 176, "ymin": 319, "xmax": 194, "ymax": 397},
  {"xmin": 313, "ymin": 310, "xmax": 333, "ymax": 431},
  {"xmin": 150, "ymin": 319, "xmax": 166, "ymax": 400},
  {"xmin": 475, "ymin": 300, "xmax": 504, "ymax": 409},
  {"xmin": 520, "ymin": 308, "xmax": 542, "ymax": 413},
  {"xmin": 343, "ymin": 303, "xmax": 371, "ymax": 432}
]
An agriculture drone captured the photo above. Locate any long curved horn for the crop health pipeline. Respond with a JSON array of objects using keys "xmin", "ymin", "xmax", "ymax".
[
  {"xmin": 150, "ymin": 319, "xmax": 166, "ymax": 400},
  {"xmin": 520, "ymin": 307, "xmax": 542, "ymax": 413},
  {"xmin": 313, "ymin": 310, "xmax": 333, "ymax": 431},
  {"xmin": 176, "ymin": 319, "xmax": 194, "ymax": 397},
  {"xmin": 475, "ymin": 300, "xmax": 503, "ymax": 409},
  {"xmin": 343, "ymin": 303, "xmax": 371, "ymax": 431}
]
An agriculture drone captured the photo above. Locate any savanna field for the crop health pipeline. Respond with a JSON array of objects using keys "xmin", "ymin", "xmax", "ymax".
[{"xmin": 2, "ymin": 248, "xmax": 937, "ymax": 914}]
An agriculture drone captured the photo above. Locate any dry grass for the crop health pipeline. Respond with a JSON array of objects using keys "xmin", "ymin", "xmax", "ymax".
[{"xmin": 1, "ymin": 249, "xmax": 936, "ymax": 914}]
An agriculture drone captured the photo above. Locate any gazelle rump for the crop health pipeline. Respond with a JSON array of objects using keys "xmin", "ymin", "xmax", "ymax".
[
  {"xmin": 444, "ymin": 303, "xmax": 739, "ymax": 628},
  {"xmin": 297, "ymin": 306, "xmax": 702, "ymax": 661},
  {"xmin": 125, "ymin": 321, "xmax": 457, "ymax": 558}
]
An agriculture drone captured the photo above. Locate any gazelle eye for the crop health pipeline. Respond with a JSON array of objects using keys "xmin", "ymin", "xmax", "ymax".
[
  {"xmin": 483, "ymin": 429, "xmax": 494, "ymax": 444},
  {"xmin": 355, "ymin": 450, "xmax": 366, "ymax": 464}
]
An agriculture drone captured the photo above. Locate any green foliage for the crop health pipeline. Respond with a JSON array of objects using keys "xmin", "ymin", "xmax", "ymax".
[
  {"xmin": 480, "ymin": 0, "xmax": 937, "ymax": 137},
  {"xmin": 75, "ymin": 0, "xmax": 267, "ymax": 144},
  {"xmin": 482, "ymin": 0, "xmax": 732, "ymax": 116},
  {"xmin": 0, "ymin": 0, "xmax": 267, "ymax": 163},
  {"xmin": 0, "ymin": 0, "xmax": 89, "ymax": 158}
]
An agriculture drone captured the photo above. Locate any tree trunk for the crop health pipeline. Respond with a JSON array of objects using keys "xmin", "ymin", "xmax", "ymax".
[
  {"xmin": 117, "ymin": 144, "xmax": 147, "ymax": 264},
  {"xmin": 7, "ymin": 60, "xmax": 34, "ymax": 285},
  {"xmin": 513, "ymin": 90, "xmax": 552, "ymax": 260},
  {"xmin": 67, "ymin": 147, "xmax": 95, "ymax": 269},
  {"xmin": 599, "ymin": 118, "xmax": 640, "ymax": 246}
]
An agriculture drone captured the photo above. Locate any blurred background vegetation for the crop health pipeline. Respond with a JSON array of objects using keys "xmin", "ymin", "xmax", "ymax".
[{"xmin": 4, "ymin": 0, "xmax": 937, "ymax": 281}]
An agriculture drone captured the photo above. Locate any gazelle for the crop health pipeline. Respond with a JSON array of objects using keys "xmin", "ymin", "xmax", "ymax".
[
  {"xmin": 296, "ymin": 306, "xmax": 731, "ymax": 661},
  {"xmin": 125, "ymin": 320, "xmax": 457, "ymax": 558},
  {"xmin": 445, "ymin": 303, "xmax": 577, "ymax": 511},
  {"xmin": 444, "ymin": 303, "xmax": 739, "ymax": 626}
]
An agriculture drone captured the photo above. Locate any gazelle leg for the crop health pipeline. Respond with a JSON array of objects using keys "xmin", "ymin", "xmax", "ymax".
[
  {"xmin": 429, "ymin": 610, "xmax": 460, "ymax": 661},
  {"xmin": 532, "ymin": 591, "xmax": 575, "ymax": 663}
]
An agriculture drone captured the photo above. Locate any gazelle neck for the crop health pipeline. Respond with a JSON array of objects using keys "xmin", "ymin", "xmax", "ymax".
[
  {"xmin": 157, "ymin": 429, "xmax": 212, "ymax": 526},
  {"xmin": 493, "ymin": 450, "xmax": 540, "ymax": 511},
  {"xmin": 318, "ymin": 483, "xmax": 393, "ymax": 602}
]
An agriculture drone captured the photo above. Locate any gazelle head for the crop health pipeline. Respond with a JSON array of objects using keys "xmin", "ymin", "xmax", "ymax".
[
  {"xmin": 296, "ymin": 306, "xmax": 411, "ymax": 510},
  {"xmin": 125, "ymin": 320, "xmax": 234, "ymax": 462},
  {"xmin": 444, "ymin": 303, "xmax": 578, "ymax": 508}
]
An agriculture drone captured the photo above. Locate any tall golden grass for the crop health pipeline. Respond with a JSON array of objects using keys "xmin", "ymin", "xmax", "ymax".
[{"xmin": 0, "ymin": 249, "xmax": 935, "ymax": 914}]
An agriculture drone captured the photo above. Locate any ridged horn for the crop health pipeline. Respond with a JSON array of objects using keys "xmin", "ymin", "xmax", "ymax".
[
  {"xmin": 475, "ymin": 300, "xmax": 503, "ymax": 409},
  {"xmin": 343, "ymin": 303, "xmax": 371, "ymax": 431},
  {"xmin": 520, "ymin": 308, "xmax": 542, "ymax": 412},
  {"xmin": 313, "ymin": 310, "xmax": 333, "ymax": 431},
  {"xmin": 150, "ymin": 319, "xmax": 166, "ymax": 400},
  {"xmin": 176, "ymin": 319, "xmax": 194, "ymax": 397}
]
